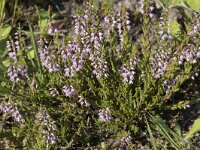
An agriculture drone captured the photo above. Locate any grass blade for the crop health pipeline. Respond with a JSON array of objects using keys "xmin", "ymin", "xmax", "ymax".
[
  {"xmin": 26, "ymin": 17, "xmax": 43, "ymax": 74},
  {"xmin": 148, "ymin": 113, "xmax": 181, "ymax": 150},
  {"xmin": 145, "ymin": 116, "xmax": 158, "ymax": 150},
  {"xmin": 185, "ymin": 117, "xmax": 200, "ymax": 139}
]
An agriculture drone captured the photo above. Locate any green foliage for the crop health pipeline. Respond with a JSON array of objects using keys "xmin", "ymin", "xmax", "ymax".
[
  {"xmin": 147, "ymin": 113, "xmax": 192, "ymax": 149},
  {"xmin": 158, "ymin": 0, "xmax": 181, "ymax": 7},
  {"xmin": 0, "ymin": 0, "xmax": 200, "ymax": 149},
  {"xmin": 158, "ymin": 0, "xmax": 200, "ymax": 10},
  {"xmin": 0, "ymin": 25, "xmax": 12, "ymax": 57},
  {"xmin": 27, "ymin": 19, "xmax": 43, "ymax": 74},
  {"xmin": 157, "ymin": 0, "xmax": 200, "ymax": 40},
  {"xmin": 0, "ymin": 25, "xmax": 11, "ymax": 40},
  {"xmin": 145, "ymin": 116, "xmax": 158, "ymax": 150},
  {"xmin": 0, "ymin": 0, "xmax": 6, "ymax": 27},
  {"xmin": 182, "ymin": 0, "xmax": 200, "ymax": 11},
  {"xmin": 185, "ymin": 117, "xmax": 200, "ymax": 139},
  {"xmin": 36, "ymin": 6, "xmax": 57, "ymax": 35},
  {"xmin": 147, "ymin": 113, "xmax": 200, "ymax": 149}
]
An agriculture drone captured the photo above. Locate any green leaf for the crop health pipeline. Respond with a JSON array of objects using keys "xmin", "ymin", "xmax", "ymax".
[
  {"xmin": 28, "ymin": 49, "xmax": 35, "ymax": 59},
  {"xmin": 0, "ymin": 76, "xmax": 12, "ymax": 84},
  {"xmin": 183, "ymin": 0, "xmax": 200, "ymax": 11},
  {"xmin": 0, "ymin": 38, "xmax": 7, "ymax": 57},
  {"xmin": 2, "ymin": 59, "xmax": 10, "ymax": 66},
  {"xmin": 185, "ymin": 117, "xmax": 200, "ymax": 139},
  {"xmin": 158, "ymin": 0, "xmax": 200, "ymax": 10},
  {"xmin": 0, "ymin": 60, "xmax": 6, "ymax": 70},
  {"xmin": 26, "ymin": 18, "xmax": 43, "ymax": 74},
  {"xmin": 0, "ymin": 85, "xmax": 10, "ymax": 95},
  {"xmin": 0, "ymin": 24, "xmax": 11, "ymax": 58},
  {"xmin": 157, "ymin": 0, "xmax": 185, "ymax": 9},
  {"xmin": 0, "ymin": 24, "xmax": 12, "ymax": 40}
]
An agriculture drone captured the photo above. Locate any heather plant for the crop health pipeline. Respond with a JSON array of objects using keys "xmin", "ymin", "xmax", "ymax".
[{"xmin": 0, "ymin": 0, "xmax": 200, "ymax": 149}]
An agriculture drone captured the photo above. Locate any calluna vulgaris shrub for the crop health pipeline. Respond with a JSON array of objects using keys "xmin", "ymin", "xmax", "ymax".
[{"xmin": 0, "ymin": 1, "xmax": 200, "ymax": 149}]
